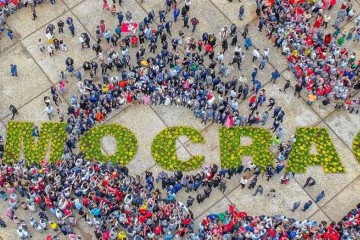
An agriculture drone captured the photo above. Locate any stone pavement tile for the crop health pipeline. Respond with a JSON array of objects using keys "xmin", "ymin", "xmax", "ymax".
[
  {"xmin": 227, "ymin": 175, "xmax": 319, "ymax": 219},
  {"xmin": 140, "ymin": 0, "xmax": 232, "ymax": 40},
  {"xmin": 0, "ymin": 121, "xmax": 6, "ymax": 137},
  {"xmin": 237, "ymin": 80, "xmax": 322, "ymax": 140},
  {"xmin": 6, "ymin": 1, "xmax": 67, "ymax": 39},
  {"xmin": 326, "ymin": 0, "xmax": 360, "ymax": 30},
  {"xmin": 0, "ymin": 24, "xmax": 20, "ymax": 53},
  {"xmin": 151, "ymin": 105, "xmax": 211, "ymax": 132},
  {"xmin": 0, "ymin": 201, "xmax": 53, "ymax": 240},
  {"xmin": 211, "ymin": 0, "xmax": 257, "ymax": 28},
  {"xmin": 0, "ymin": 43, "xmax": 53, "ymax": 119},
  {"xmin": 324, "ymin": 109, "xmax": 360, "ymax": 147},
  {"xmin": 105, "ymin": 105, "xmax": 167, "ymax": 174},
  {"xmin": 308, "ymin": 210, "xmax": 331, "ymax": 223},
  {"xmin": 246, "ymin": 22, "xmax": 288, "ymax": 73},
  {"xmin": 281, "ymin": 70, "xmax": 337, "ymax": 119},
  {"xmin": 322, "ymin": 176, "xmax": 360, "ymax": 221},
  {"xmin": 2, "ymin": 91, "xmax": 69, "ymax": 128},
  {"xmin": 22, "ymin": 12, "xmax": 96, "ymax": 83},
  {"xmin": 63, "ymin": 0, "xmax": 86, "ymax": 9},
  {"xmin": 293, "ymin": 121, "xmax": 360, "ymax": 208},
  {"xmin": 72, "ymin": 0, "xmax": 147, "ymax": 51}
]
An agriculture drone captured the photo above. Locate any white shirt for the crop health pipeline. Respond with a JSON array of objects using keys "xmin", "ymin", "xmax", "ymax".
[
  {"xmin": 252, "ymin": 49, "xmax": 260, "ymax": 58},
  {"xmin": 44, "ymin": 106, "xmax": 54, "ymax": 114}
]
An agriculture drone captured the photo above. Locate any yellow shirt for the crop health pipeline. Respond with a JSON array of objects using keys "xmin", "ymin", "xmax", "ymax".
[{"xmin": 308, "ymin": 93, "xmax": 317, "ymax": 102}]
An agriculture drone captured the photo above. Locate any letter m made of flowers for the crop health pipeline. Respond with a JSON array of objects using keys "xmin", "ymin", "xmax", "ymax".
[
  {"xmin": 3, "ymin": 121, "xmax": 67, "ymax": 164},
  {"xmin": 219, "ymin": 127, "xmax": 274, "ymax": 170}
]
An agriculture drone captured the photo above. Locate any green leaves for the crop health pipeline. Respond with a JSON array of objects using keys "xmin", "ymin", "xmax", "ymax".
[
  {"xmin": 3, "ymin": 121, "xmax": 67, "ymax": 164},
  {"xmin": 287, "ymin": 128, "xmax": 344, "ymax": 173},
  {"xmin": 80, "ymin": 124, "xmax": 138, "ymax": 166},
  {"xmin": 353, "ymin": 132, "xmax": 360, "ymax": 163},
  {"xmin": 151, "ymin": 126, "xmax": 205, "ymax": 171},
  {"xmin": 219, "ymin": 127, "xmax": 274, "ymax": 170}
]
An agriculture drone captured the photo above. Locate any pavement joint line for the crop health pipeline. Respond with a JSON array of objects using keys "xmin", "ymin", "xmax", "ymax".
[
  {"xmin": 18, "ymin": 40, "xmax": 74, "ymax": 107},
  {"xmin": 206, "ymin": 0, "xmax": 284, "ymax": 73},
  {"xmin": 0, "ymin": 85, "xmax": 52, "ymax": 121},
  {"xmin": 149, "ymin": 104, "xmax": 194, "ymax": 154},
  {"xmin": 141, "ymin": 162, "xmax": 158, "ymax": 176},
  {"xmin": 316, "ymin": 174, "xmax": 360, "ymax": 221},
  {"xmin": 4, "ymin": 6, "xmax": 68, "ymax": 52},
  {"xmin": 290, "ymin": 82, "xmax": 360, "ymax": 155}
]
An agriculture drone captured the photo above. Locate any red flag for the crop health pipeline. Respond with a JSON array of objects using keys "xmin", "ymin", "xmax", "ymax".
[{"xmin": 121, "ymin": 22, "xmax": 139, "ymax": 33}]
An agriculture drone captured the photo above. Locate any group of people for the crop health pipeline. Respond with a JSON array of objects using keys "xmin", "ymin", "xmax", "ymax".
[
  {"xmin": 1, "ymin": 0, "xmax": 360, "ymax": 239},
  {"xmin": 258, "ymin": 0, "xmax": 360, "ymax": 112}
]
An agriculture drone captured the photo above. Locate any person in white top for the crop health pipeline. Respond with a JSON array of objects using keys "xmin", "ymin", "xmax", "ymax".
[{"xmin": 252, "ymin": 49, "xmax": 260, "ymax": 62}]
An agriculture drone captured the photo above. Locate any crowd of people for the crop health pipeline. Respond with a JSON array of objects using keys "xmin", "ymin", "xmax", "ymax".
[
  {"xmin": 1, "ymin": 0, "xmax": 360, "ymax": 239},
  {"xmin": 258, "ymin": 0, "xmax": 360, "ymax": 112}
]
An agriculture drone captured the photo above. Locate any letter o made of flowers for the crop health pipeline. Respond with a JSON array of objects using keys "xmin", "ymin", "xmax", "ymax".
[
  {"xmin": 353, "ymin": 132, "xmax": 360, "ymax": 163},
  {"xmin": 80, "ymin": 124, "xmax": 138, "ymax": 165},
  {"xmin": 151, "ymin": 126, "xmax": 205, "ymax": 171}
]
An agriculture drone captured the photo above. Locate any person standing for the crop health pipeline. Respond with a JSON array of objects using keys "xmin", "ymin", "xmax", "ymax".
[
  {"xmin": 270, "ymin": 70, "xmax": 280, "ymax": 83},
  {"xmin": 69, "ymin": 24, "xmax": 75, "ymax": 37},
  {"xmin": 191, "ymin": 17, "xmax": 199, "ymax": 32},
  {"xmin": 253, "ymin": 185, "xmax": 263, "ymax": 196},
  {"xmin": 291, "ymin": 201, "xmax": 301, "ymax": 212},
  {"xmin": 32, "ymin": 126, "xmax": 40, "ymax": 141},
  {"xmin": 238, "ymin": 5, "xmax": 244, "ymax": 20},
  {"xmin": 186, "ymin": 196, "xmax": 194, "ymax": 207},
  {"xmin": 315, "ymin": 191, "xmax": 325, "ymax": 203},
  {"xmin": 279, "ymin": 80, "xmax": 290, "ymax": 93},
  {"xmin": 302, "ymin": 200, "xmax": 313, "ymax": 212},
  {"xmin": 252, "ymin": 49, "xmax": 260, "ymax": 62},
  {"xmin": 9, "ymin": 105, "xmax": 19, "ymax": 120},
  {"xmin": 31, "ymin": 6, "xmax": 37, "ymax": 20},
  {"xmin": 173, "ymin": 7, "xmax": 180, "ymax": 22},
  {"xmin": 294, "ymin": 82, "xmax": 303, "ymax": 98},
  {"xmin": 303, "ymin": 177, "xmax": 316, "ymax": 188},
  {"xmin": 10, "ymin": 64, "xmax": 18, "ymax": 77},
  {"xmin": 44, "ymin": 105, "xmax": 55, "ymax": 120},
  {"xmin": 57, "ymin": 20, "xmax": 64, "ymax": 34},
  {"xmin": 183, "ymin": 14, "xmax": 190, "ymax": 29}
]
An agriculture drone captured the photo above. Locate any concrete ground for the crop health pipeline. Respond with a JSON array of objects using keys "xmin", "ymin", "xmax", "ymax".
[{"xmin": 0, "ymin": 0, "xmax": 360, "ymax": 239}]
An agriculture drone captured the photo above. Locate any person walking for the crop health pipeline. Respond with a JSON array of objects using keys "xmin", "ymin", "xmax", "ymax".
[
  {"xmin": 31, "ymin": 6, "xmax": 37, "ymax": 20},
  {"xmin": 190, "ymin": 17, "xmax": 199, "ymax": 32},
  {"xmin": 9, "ymin": 105, "xmax": 19, "ymax": 120},
  {"xmin": 238, "ymin": 5, "xmax": 244, "ymax": 20},
  {"xmin": 279, "ymin": 80, "xmax": 290, "ymax": 93},
  {"xmin": 291, "ymin": 201, "xmax": 301, "ymax": 212},
  {"xmin": 302, "ymin": 200, "xmax": 313, "ymax": 212},
  {"xmin": 253, "ymin": 185, "xmax": 263, "ymax": 196},
  {"xmin": 315, "ymin": 191, "xmax": 325, "ymax": 203},
  {"xmin": 186, "ymin": 196, "xmax": 195, "ymax": 207},
  {"xmin": 183, "ymin": 14, "xmax": 190, "ymax": 29},
  {"xmin": 270, "ymin": 70, "xmax": 280, "ymax": 83},
  {"xmin": 44, "ymin": 105, "xmax": 55, "ymax": 120},
  {"xmin": 218, "ymin": 178, "xmax": 227, "ymax": 193},
  {"xmin": 10, "ymin": 64, "xmax": 18, "ymax": 77},
  {"xmin": 303, "ymin": 177, "xmax": 316, "ymax": 188},
  {"xmin": 57, "ymin": 20, "xmax": 64, "ymax": 34}
]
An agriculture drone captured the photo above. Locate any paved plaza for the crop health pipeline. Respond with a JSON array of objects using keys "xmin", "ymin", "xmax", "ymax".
[{"xmin": 0, "ymin": 0, "xmax": 360, "ymax": 239}]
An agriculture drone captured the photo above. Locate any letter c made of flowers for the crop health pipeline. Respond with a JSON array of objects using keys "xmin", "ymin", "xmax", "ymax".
[{"xmin": 151, "ymin": 126, "xmax": 205, "ymax": 171}]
